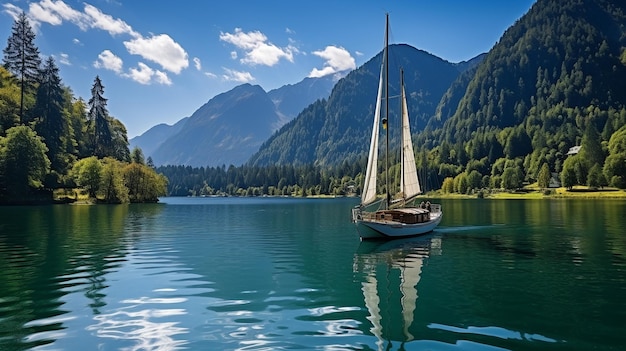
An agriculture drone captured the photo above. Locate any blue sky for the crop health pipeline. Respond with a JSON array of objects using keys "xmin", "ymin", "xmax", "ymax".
[{"xmin": 1, "ymin": 0, "xmax": 535, "ymax": 138}]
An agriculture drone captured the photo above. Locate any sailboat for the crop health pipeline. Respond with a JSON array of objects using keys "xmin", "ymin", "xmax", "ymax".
[{"xmin": 351, "ymin": 14, "xmax": 442, "ymax": 240}]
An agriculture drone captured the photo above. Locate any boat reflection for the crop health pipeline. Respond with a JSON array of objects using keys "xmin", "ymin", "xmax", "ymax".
[{"xmin": 353, "ymin": 235, "xmax": 441, "ymax": 350}]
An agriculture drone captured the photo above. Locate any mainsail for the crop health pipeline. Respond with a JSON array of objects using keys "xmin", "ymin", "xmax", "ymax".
[
  {"xmin": 361, "ymin": 64, "xmax": 384, "ymax": 206},
  {"xmin": 399, "ymin": 80, "xmax": 420, "ymax": 200}
]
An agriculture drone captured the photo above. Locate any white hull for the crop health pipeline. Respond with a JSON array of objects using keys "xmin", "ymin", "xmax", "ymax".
[{"xmin": 355, "ymin": 210, "xmax": 442, "ymax": 240}]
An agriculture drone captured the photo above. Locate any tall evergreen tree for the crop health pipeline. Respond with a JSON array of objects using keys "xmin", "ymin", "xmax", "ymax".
[
  {"xmin": 2, "ymin": 12, "xmax": 41, "ymax": 124},
  {"xmin": 68, "ymin": 97, "xmax": 89, "ymax": 158},
  {"xmin": 87, "ymin": 76, "xmax": 113, "ymax": 158},
  {"xmin": 34, "ymin": 56, "xmax": 67, "ymax": 175},
  {"xmin": 579, "ymin": 122, "xmax": 604, "ymax": 168}
]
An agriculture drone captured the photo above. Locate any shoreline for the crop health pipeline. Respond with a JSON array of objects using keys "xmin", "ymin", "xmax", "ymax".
[{"xmin": 420, "ymin": 186, "xmax": 626, "ymax": 200}]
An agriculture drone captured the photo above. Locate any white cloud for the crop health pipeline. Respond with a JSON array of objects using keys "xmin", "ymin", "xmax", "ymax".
[
  {"xmin": 72, "ymin": 38, "xmax": 82, "ymax": 45},
  {"xmin": 220, "ymin": 28, "xmax": 294, "ymax": 66},
  {"xmin": 94, "ymin": 50, "xmax": 123, "ymax": 73},
  {"xmin": 29, "ymin": 0, "xmax": 88, "ymax": 29},
  {"xmin": 93, "ymin": 50, "xmax": 171, "ymax": 85},
  {"xmin": 222, "ymin": 68, "xmax": 254, "ymax": 83},
  {"xmin": 124, "ymin": 34, "xmax": 189, "ymax": 74},
  {"xmin": 17, "ymin": 1, "xmax": 190, "ymax": 78},
  {"xmin": 309, "ymin": 46, "xmax": 356, "ymax": 78},
  {"xmin": 58, "ymin": 53, "xmax": 71, "ymax": 65},
  {"xmin": 204, "ymin": 72, "xmax": 217, "ymax": 79},
  {"xmin": 83, "ymin": 3, "xmax": 137, "ymax": 37},
  {"xmin": 154, "ymin": 70, "xmax": 172, "ymax": 85},
  {"xmin": 193, "ymin": 57, "xmax": 201, "ymax": 70},
  {"xmin": 29, "ymin": 2, "xmax": 62, "ymax": 25},
  {"xmin": 3, "ymin": 4, "xmax": 22, "ymax": 20},
  {"xmin": 126, "ymin": 62, "xmax": 153, "ymax": 85},
  {"xmin": 4, "ymin": 3, "xmax": 41, "ymax": 30}
]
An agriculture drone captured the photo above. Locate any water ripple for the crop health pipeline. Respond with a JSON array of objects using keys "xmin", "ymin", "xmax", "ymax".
[
  {"xmin": 87, "ymin": 308, "xmax": 189, "ymax": 351},
  {"xmin": 429, "ymin": 323, "xmax": 559, "ymax": 343}
]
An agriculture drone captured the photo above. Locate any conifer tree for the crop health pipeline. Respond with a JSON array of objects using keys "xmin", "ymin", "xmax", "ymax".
[
  {"xmin": 87, "ymin": 76, "xmax": 113, "ymax": 158},
  {"xmin": 579, "ymin": 122, "xmax": 604, "ymax": 169},
  {"xmin": 34, "ymin": 56, "xmax": 67, "ymax": 175},
  {"xmin": 2, "ymin": 12, "xmax": 41, "ymax": 124}
]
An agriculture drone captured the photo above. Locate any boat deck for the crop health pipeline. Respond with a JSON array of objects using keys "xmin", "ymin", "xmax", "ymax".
[{"xmin": 362, "ymin": 207, "xmax": 430, "ymax": 225}]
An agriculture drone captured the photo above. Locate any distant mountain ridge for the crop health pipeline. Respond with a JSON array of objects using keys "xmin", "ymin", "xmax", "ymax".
[
  {"xmin": 129, "ymin": 118, "xmax": 188, "ymax": 158},
  {"xmin": 248, "ymin": 44, "xmax": 477, "ymax": 166},
  {"xmin": 130, "ymin": 74, "xmax": 338, "ymax": 167}
]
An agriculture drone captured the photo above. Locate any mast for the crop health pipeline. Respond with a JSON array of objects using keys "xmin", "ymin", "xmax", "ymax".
[
  {"xmin": 384, "ymin": 13, "xmax": 390, "ymax": 209},
  {"xmin": 400, "ymin": 68, "xmax": 405, "ymax": 202}
]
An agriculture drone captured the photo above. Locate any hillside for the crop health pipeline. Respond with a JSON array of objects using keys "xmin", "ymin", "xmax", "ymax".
[
  {"xmin": 150, "ymin": 84, "xmax": 279, "ymax": 167},
  {"xmin": 129, "ymin": 117, "xmax": 188, "ymax": 157},
  {"xmin": 420, "ymin": 0, "xmax": 626, "ymax": 189},
  {"xmin": 131, "ymin": 75, "xmax": 336, "ymax": 167},
  {"xmin": 249, "ymin": 0, "xmax": 626, "ymax": 193},
  {"xmin": 249, "ymin": 44, "xmax": 467, "ymax": 166}
]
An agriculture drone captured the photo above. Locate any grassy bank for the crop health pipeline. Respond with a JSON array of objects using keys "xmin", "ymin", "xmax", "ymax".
[{"xmin": 426, "ymin": 186, "xmax": 626, "ymax": 200}]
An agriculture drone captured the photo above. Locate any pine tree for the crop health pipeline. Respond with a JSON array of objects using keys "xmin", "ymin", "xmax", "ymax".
[
  {"xmin": 34, "ymin": 57, "xmax": 67, "ymax": 175},
  {"xmin": 87, "ymin": 76, "xmax": 113, "ymax": 158},
  {"xmin": 2, "ymin": 12, "xmax": 41, "ymax": 123}
]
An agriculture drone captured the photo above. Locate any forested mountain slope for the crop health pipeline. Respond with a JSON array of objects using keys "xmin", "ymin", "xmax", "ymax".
[
  {"xmin": 421, "ymin": 0, "xmax": 626, "ymax": 190},
  {"xmin": 249, "ymin": 44, "xmax": 466, "ymax": 166}
]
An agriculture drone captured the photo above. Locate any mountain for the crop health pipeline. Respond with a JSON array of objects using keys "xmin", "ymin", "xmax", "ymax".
[
  {"xmin": 249, "ymin": 0, "xmax": 626, "ymax": 191},
  {"xmin": 147, "ymin": 84, "xmax": 279, "ymax": 167},
  {"xmin": 440, "ymin": 0, "xmax": 626, "ymax": 145},
  {"xmin": 155, "ymin": 0, "xmax": 626, "ymax": 195},
  {"xmin": 248, "ymin": 44, "xmax": 469, "ymax": 166},
  {"xmin": 129, "ymin": 117, "xmax": 188, "ymax": 157},
  {"xmin": 268, "ymin": 75, "xmax": 338, "ymax": 127},
  {"xmin": 130, "ymin": 75, "xmax": 336, "ymax": 167},
  {"xmin": 429, "ymin": 56, "xmax": 485, "ymax": 130}
]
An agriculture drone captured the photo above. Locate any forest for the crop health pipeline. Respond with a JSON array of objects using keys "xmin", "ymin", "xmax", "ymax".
[
  {"xmin": 0, "ymin": 12, "xmax": 166, "ymax": 204},
  {"xmin": 4, "ymin": 0, "xmax": 626, "ymax": 202}
]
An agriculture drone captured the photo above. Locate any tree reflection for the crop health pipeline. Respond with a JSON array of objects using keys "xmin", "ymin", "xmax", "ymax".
[{"xmin": 0, "ymin": 204, "xmax": 154, "ymax": 349}]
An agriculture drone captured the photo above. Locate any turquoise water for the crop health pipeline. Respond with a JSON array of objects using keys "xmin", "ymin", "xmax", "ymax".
[{"xmin": 0, "ymin": 197, "xmax": 625, "ymax": 350}]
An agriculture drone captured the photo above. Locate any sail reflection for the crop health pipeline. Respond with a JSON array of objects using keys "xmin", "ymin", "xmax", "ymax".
[{"xmin": 353, "ymin": 235, "xmax": 441, "ymax": 350}]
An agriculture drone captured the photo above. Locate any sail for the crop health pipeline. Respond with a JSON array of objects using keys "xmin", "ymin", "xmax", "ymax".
[
  {"xmin": 361, "ymin": 65, "xmax": 384, "ymax": 206},
  {"xmin": 400, "ymin": 82, "xmax": 421, "ymax": 199}
]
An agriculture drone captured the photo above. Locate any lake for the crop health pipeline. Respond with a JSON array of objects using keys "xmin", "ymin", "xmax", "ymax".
[{"xmin": 1, "ymin": 197, "xmax": 625, "ymax": 350}]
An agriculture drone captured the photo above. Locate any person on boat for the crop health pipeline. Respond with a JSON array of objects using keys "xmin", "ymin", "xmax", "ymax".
[
  {"xmin": 426, "ymin": 201, "xmax": 431, "ymax": 212},
  {"xmin": 420, "ymin": 201, "xmax": 425, "ymax": 209}
]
